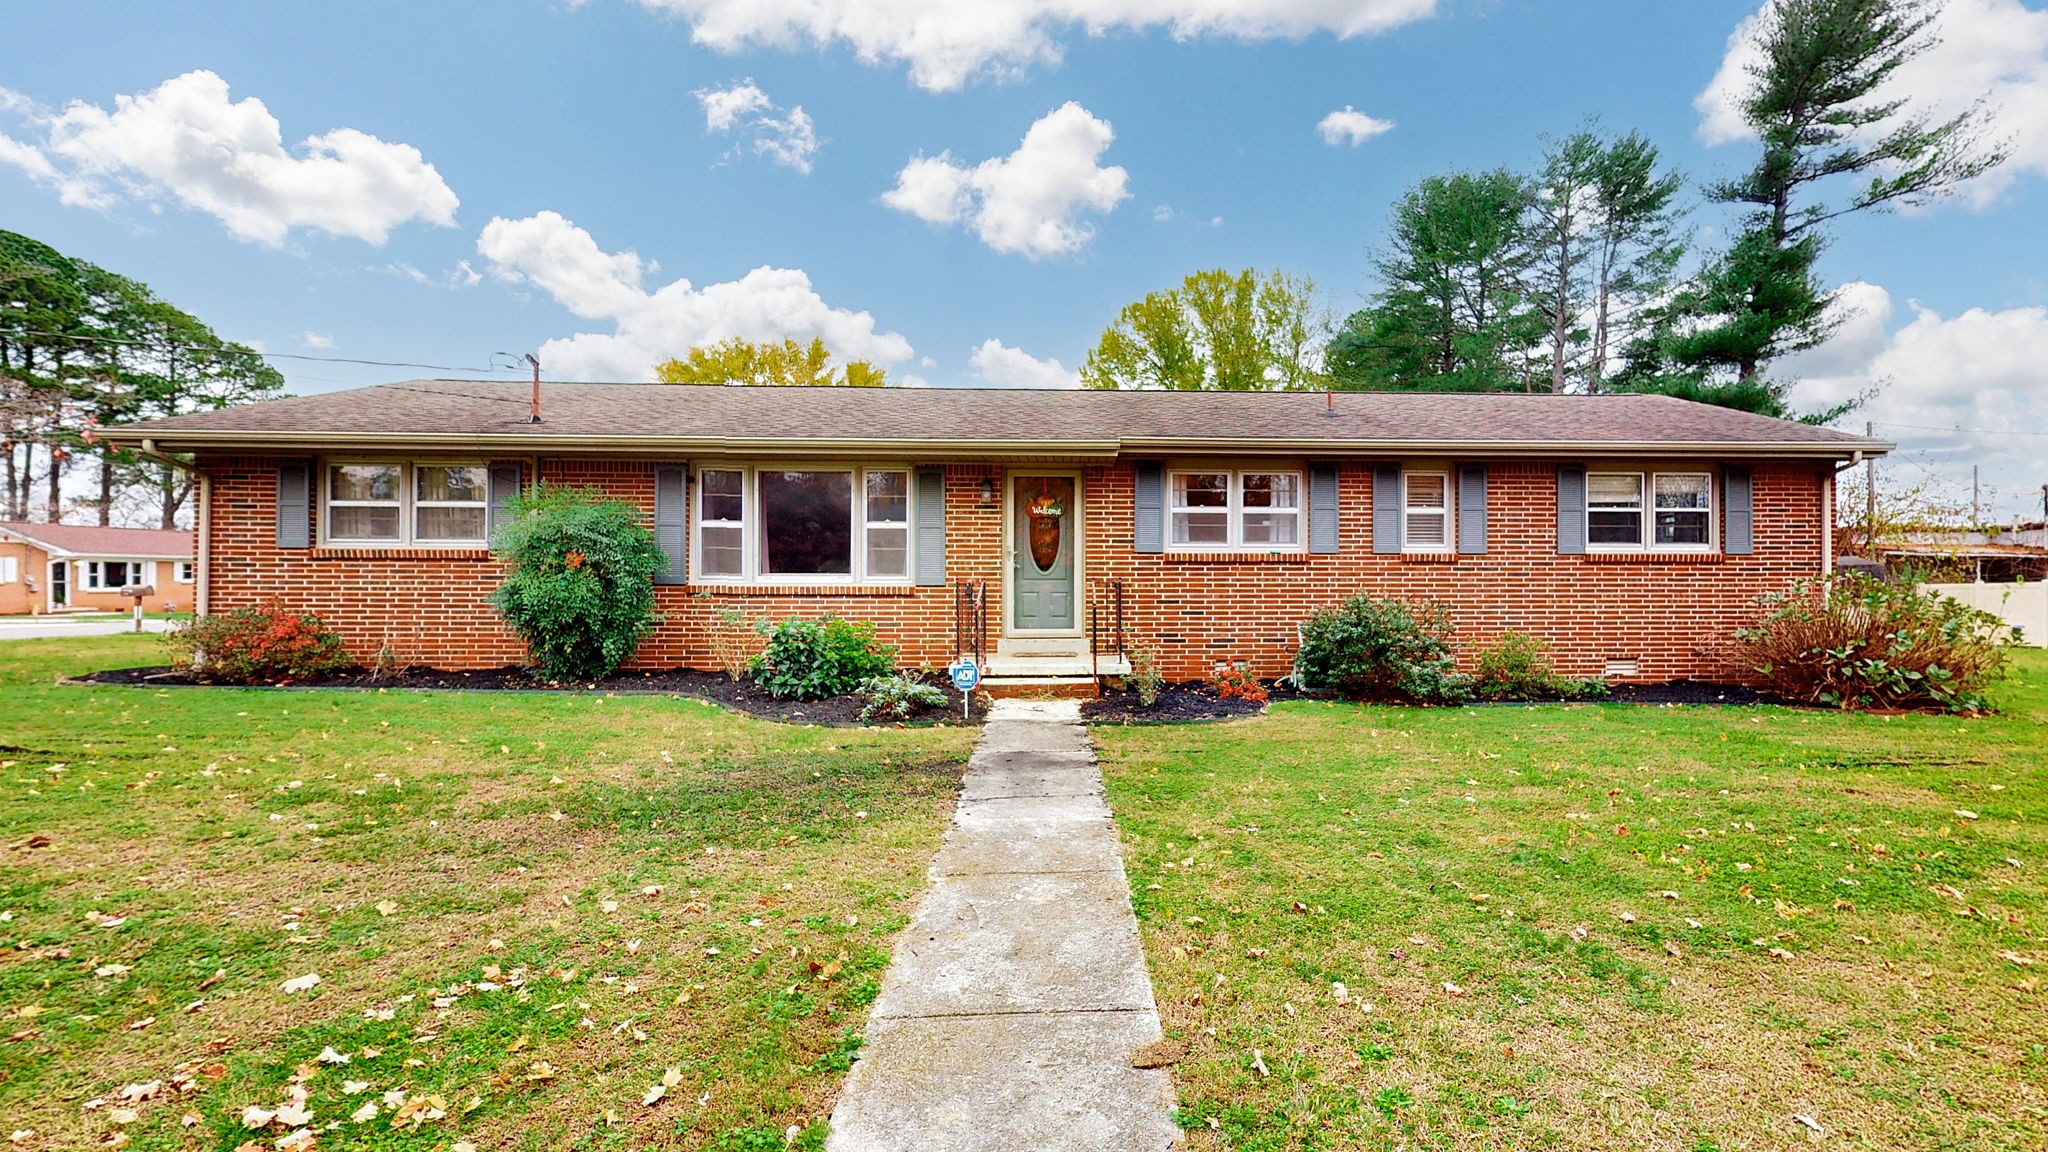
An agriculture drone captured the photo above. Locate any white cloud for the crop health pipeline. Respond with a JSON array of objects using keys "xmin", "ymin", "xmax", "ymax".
[
  {"xmin": 0, "ymin": 71, "xmax": 457, "ymax": 246},
  {"xmin": 476, "ymin": 210, "xmax": 913, "ymax": 380},
  {"xmin": 622, "ymin": 0, "xmax": 1438, "ymax": 91},
  {"xmin": 1783, "ymin": 281, "xmax": 2048, "ymax": 512},
  {"xmin": 1316, "ymin": 105, "xmax": 1395, "ymax": 147},
  {"xmin": 694, "ymin": 79, "xmax": 820, "ymax": 174},
  {"xmin": 1152, "ymin": 204, "xmax": 1175, "ymax": 223},
  {"xmin": 1697, "ymin": 0, "xmax": 2048, "ymax": 204},
  {"xmin": 883, "ymin": 102, "xmax": 1129, "ymax": 259},
  {"xmin": 301, "ymin": 332, "xmax": 336, "ymax": 349},
  {"xmin": 967, "ymin": 338, "xmax": 1080, "ymax": 388}
]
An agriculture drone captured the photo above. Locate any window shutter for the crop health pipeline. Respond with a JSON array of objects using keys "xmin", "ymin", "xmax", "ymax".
[
  {"xmin": 1371, "ymin": 465, "xmax": 1401, "ymax": 554},
  {"xmin": 487, "ymin": 463, "xmax": 522, "ymax": 541},
  {"xmin": 1308, "ymin": 463, "xmax": 1340, "ymax": 554},
  {"xmin": 1724, "ymin": 465, "xmax": 1754, "ymax": 555},
  {"xmin": 914, "ymin": 468, "xmax": 947, "ymax": 586},
  {"xmin": 1457, "ymin": 465, "xmax": 1488, "ymax": 555},
  {"xmin": 1556, "ymin": 465, "xmax": 1587, "ymax": 555},
  {"xmin": 1133, "ymin": 462, "xmax": 1164, "ymax": 554},
  {"xmin": 276, "ymin": 461, "xmax": 311, "ymax": 549},
  {"xmin": 652, "ymin": 466, "xmax": 688, "ymax": 585}
]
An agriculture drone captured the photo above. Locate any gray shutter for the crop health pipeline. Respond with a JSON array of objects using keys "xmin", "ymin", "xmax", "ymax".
[
  {"xmin": 276, "ymin": 461, "xmax": 311, "ymax": 549},
  {"xmin": 1371, "ymin": 465, "xmax": 1401, "ymax": 554},
  {"xmin": 1557, "ymin": 465, "xmax": 1587, "ymax": 555},
  {"xmin": 487, "ymin": 463, "xmax": 522, "ymax": 541},
  {"xmin": 1457, "ymin": 465, "xmax": 1488, "ymax": 555},
  {"xmin": 914, "ymin": 468, "xmax": 947, "ymax": 586},
  {"xmin": 1133, "ymin": 462, "xmax": 1164, "ymax": 554},
  {"xmin": 653, "ymin": 466, "xmax": 687, "ymax": 585},
  {"xmin": 1724, "ymin": 465, "xmax": 1754, "ymax": 555},
  {"xmin": 1308, "ymin": 463, "xmax": 1340, "ymax": 554}
]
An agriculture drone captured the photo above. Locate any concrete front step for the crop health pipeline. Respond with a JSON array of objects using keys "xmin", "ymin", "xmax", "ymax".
[{"xmin": 980, "ymin": 676, "xmax": 1099, "ymax": 700}]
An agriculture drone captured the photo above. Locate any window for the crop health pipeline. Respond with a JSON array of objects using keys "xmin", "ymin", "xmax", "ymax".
[
  {"xmin": 0, "ymin": 556, "xmax": 18, "ymax": 584},
  {"xmin": 694, "ymin": 466, "xmax": 914, "ymax": 583},
  {"xmin": 325, "ymin": 462, "xmax": 489, "ymax": 546},
  {"xmin": 1403, "ymin": 472, "xmax": 1451, "ymax": 550},
  {"xmin": 175, "ymin": 560, "xmax": 196, "ymax": 583},
  {"xmin": 697, "ymin": 468, "xmax": 746, "ymax": 578},
  {"xmin": 1169, "ymin": 469, "xmax": 1303, "ymax": 550},
  {"xmin": 1654, "ymin": 473, "xmax": 1712, "ymax": 545},
  {"xmin": 83, "ymin": 560, "xmax": 139, "ymax": 591},
  {"xmin": 1587, "ymin": 471, "xmax": 1715, "ymax": 549}
]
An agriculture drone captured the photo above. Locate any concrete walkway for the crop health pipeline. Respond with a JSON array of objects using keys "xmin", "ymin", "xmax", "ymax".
[{"xmin": 828, "ymin": 699, "xmax": 1179, "ymax": 1152}]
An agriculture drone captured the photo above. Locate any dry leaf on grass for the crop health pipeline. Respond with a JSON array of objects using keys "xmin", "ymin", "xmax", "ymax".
[{"xmin": 279, "ymin": 973, "xmax": 320, "ymax": 994}]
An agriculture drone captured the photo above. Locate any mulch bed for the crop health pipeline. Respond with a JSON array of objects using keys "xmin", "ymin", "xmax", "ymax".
[
  {"xmin": 74, "ymin": 665, "xmax": 987, "ymax": 726},
  {"xmin": 1081, "ymin": 677, "xmax": 1805, "ymax": 723}
]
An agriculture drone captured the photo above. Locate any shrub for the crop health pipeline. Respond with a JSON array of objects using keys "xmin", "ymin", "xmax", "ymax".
[
  {"xmin": 1722, "ymin": 573, "xmax": 2013, "ymax": 713},
  {"xmin": 1123, "ymin": 640, "xmax": 1165, "ymax": 707},
  {"xmin": 490, "ymin": 484, "xmax": 665, "ymax": 681},
  {"xmin": 855, "ymin": 674, "xmax": 949, "ymax": 723},
  {"xmin": 1210, "ymin": 660, "xmax": 1269, "ymax": 704},
  {"xmin": 1294, "ymin": 595, "xmax": 1473, "ymax": 704},
  {"xmin": 696, "ymin": 594, "xmax": 758, "ymax": 681},
  {"xmin": 752, "ymin": 616, "xmax": 895, "ymax": 700},
  {"xmin": 1471, "ymin": 631, "xmax": 1607, "ymax": 702},
  {"xmin": 165, "ymin": 598, "xmax": 352, "ymax": 684}
]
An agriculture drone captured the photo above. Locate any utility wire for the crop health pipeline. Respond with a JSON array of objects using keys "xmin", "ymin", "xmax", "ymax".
[
  {"xmin": 1869, "ymin": 419, "xmax": 2048, "ymax": 438},
  {"xmin": 5, "ymin": 327, "xmax": 520, "ymax": 375}
]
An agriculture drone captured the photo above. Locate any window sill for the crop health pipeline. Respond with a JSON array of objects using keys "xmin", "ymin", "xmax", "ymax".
[
  {"xmin": 1399, "ymin": 552, "xmax": 1459, "ymax": 564},
  {"xmin": 1581, "ymin": 551, "xmax": 1724, "ymax": 564},
  {"xmin": 1163, "ymin": 551, "xmax": 1310, "ymax": 565},
  {"xmin": 311, "ymin": 546, "xmax": 493, "ymax": 560},
  {"xmin": 683, "ymin": 583, "xmax": 919, "ymax": 598}
]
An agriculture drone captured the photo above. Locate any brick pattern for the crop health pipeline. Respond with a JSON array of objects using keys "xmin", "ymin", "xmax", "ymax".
[{"xmin": 198, "ymin": 455, "xmax": 1828, "ymax": 681}]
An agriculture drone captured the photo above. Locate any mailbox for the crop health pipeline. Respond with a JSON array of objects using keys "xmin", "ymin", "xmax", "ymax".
[{"xmin": 121, "ymin": 584, "xmax": 156, "ymax": 599}]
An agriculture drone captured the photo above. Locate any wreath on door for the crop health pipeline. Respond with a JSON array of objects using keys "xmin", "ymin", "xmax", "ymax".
[{"xmin": 1026, "ymin": 481, "xmax": 1065, "ymax": 572}]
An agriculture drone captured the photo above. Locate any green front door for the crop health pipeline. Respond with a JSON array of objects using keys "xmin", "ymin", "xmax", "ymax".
[{"xmin": 1011, "ymin": 475, "xmax": 1077, "ymax": 632}]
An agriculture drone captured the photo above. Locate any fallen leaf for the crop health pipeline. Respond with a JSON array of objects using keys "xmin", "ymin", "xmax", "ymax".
[
  {"xmin": 1250, "ymin": 1049, "xmax": 1269, "ymax": 1078},
  {"xmin": 1793, "ymin": 1112, "xmax": 1825, "ymax": 1136},
  {"xmin": 374, "ymin": 901, "xmax": 399, "ymax": 917},
  {"xmin": 279, "ymin": 973, "xmax": 320, "ymax": 994},
  {"xmin": 642, "ymin": 1084, "xmax": 667, "ymax": 1107}
]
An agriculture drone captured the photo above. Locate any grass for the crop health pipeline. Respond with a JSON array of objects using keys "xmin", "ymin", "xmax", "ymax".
[
  {"xmin": 0, "ymin": 635, "xmax": 975, "ymax": 1151},
  {"xmin": 1096, "ymin": 650, "xmax": 2048, "ymax": 1151}
]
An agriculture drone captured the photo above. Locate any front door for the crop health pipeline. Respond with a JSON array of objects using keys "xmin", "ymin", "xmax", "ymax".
[
  {"xmin": 49, "ymin": 559, "xmax": 67, "ymax": 608},
  {"xmin": 1010, "ymin": 474, "xmax": 1078, "ymax": 633}
]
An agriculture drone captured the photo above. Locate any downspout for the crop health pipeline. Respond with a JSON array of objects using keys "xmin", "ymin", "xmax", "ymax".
[{"xmin": 1828, "ymin": 451, "xmax": 1865, "ymax": 576}]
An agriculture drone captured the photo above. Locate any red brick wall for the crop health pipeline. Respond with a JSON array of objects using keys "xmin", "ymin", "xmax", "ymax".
[{"xmin": 198, "ymin": 455, "xmax": 1828, "ymax": 682}]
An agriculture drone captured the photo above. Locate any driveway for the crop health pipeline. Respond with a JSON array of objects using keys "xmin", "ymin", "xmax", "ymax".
[{"xmin": 0, "ymin": 616, "xmax": 183, "ymax": 640}]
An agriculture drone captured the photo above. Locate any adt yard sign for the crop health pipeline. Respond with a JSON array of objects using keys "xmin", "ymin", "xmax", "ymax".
[{"xmin": 948, "ymin": 659, "xmax": 981, "ymax": 720}]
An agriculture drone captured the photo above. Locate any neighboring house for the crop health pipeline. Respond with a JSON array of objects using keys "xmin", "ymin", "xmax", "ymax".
[
  {"xmin": 100, "ymin": 380, "xmax": 1889, "ymax": 686},
  {"xmin": 0, "ymin": 521, "xmax": 196, "ymax": 615}
]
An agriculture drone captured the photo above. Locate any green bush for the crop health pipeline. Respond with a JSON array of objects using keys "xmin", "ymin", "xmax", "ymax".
[
  {"xmin": 1123, "ymin": 640, "xmax": 1165, "ymax": 707},
  {"xmin": 165, "ymin": 597, "xmax": 352, "ymax": 684},
  {"xmin": 855, "ymin": 674, "xmax": 949, "ymax": 722},
  {"xmin": 1472, "ymin": 631, "xmax": 1608, "ymax": 701},
  {"xmin": 751, "ymin": 616, "xmax": 895, "ymax": 700},
  {"xmin": 1723, "ymin": 573, "xmax": 2013, "ymax": 713},
  {"xmin": 490, "ymin": 484, "xmax": 665, "ymax": 681},
  {"xmin": 1294, "ymin": 594, "xmax": 1473, "ymax": 704}
]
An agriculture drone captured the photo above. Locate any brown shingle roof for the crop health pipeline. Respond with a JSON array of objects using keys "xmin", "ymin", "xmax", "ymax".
[
  {"xmin": 101, "ymin": 379, "xmax": 1890, "ymax": 459},
  {"xmin": 0, "ymin": 521, "xmax": 194, "ymax": 559}
]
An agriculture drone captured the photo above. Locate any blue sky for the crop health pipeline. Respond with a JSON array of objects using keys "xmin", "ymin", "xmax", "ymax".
[{"xmin": 4, "ymin": 0, "xmax": 2047, "ymax": 514}]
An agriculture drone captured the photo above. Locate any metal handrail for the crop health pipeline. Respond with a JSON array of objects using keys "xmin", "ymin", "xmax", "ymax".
[
  {"xmin": 1087, "ymin": 577, "xmax": 1127, "ymax": 693},
  {"xmin": 954, "ymin": 580, "xmax": 986, "ymax": 666}
]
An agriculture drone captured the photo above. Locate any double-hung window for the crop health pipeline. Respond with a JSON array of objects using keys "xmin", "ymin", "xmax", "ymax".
[
  {"xmin": 1587, "ymin": 471, "xmax": 1714, "ymax": 549},
  {"xmin": 83, "ymin": 560, "xmax": 139, "ymax": 590},
  {"xmin": 175, "ymin": 560, "xmax": 196, "ymax": 583},
  {"xmin": 694, "ymin": 466, "xmax": 912, "ymax": 583},
  {"xmin": 325, "ymin": 462, "xmax": 489, "ymax": 546},
  {"xmin": 1169, "ymin": 470, "xmax": 1301, "ymax": 550},
  {"xmin": 1403, "ymin": 472, "xmax": 1451, "ymax": 551}
]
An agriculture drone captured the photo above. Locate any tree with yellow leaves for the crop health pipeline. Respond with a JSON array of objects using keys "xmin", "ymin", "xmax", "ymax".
[{"xmin": 652, "ymin": 337, "xmax": 886, "ymax": 387}]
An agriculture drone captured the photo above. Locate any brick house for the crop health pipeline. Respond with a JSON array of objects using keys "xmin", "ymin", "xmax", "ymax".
[
  {"xmin": 100, "ymin": 379, "xmax": 1889, "ymax": 686},
  {"xmin": 0, "ymin": 522, "xmax": 196, "ymax": 615}
]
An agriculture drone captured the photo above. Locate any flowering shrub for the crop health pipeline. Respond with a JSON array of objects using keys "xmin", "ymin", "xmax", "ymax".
[
  {"xmin": 752, "ymin": 616, "xmax": 896, "ymax": 700},
  {"xmin": 1294, "ymin": 595, "xmax": 1474, "ymax": 704},
  {"xmin": 1722, "ymin": 574, "xmax": 2013, "ymax": 713},
  {"xmin": 1210, "ymin": 660, "xmax": 1269, "ymax": 704},
  {"xmin": 491, "ymin": 484, "xmax": 665, "ymax": 681},
  {"xmin": 165, "ymin": 599, "xmax": 352, "ymax": 684}
]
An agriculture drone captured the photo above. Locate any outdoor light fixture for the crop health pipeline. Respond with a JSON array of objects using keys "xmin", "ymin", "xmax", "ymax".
[{"xmin": 979, "ymin": 478, "xmax": 995, "ymax": 504}]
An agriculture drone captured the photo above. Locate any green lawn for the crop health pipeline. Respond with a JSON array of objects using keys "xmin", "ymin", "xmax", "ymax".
[
  {"xmin": 1097, "ymin": 651, "xmax": 2048, "ymax": 1151},
  {"xmin": 0, "ymin": 635, "xmax": 974, "ymax": 1151}
]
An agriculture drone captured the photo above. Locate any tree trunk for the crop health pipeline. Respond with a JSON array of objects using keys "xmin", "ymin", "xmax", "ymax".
[
  {"xmin": 44, "ymin": 445, "xmax": 62, "ymax": 522},
  {"xmin": 97, "ymin": 454, "xmax": 114, "ymax": 526}
]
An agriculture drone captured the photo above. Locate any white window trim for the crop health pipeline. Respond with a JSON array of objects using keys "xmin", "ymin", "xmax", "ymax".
[
  {"xmin": 1402, "ymin": 470, "xmax": 1454, "ymax": 553},
  {"xmin": 1586, "ymin": 470, "xmax": 1717, "ymax": 552},
  {"xmin": 691, "ymin": 464, "xmax": 916, "ymax": 586},
  {"xmin": 321, "ymin": 460, "xmax": 490, "ymax": 548},
  {"xmin": 82, "ymin": 559, "xmax": 145, "ymax": 591},
  {"xmin": 0, "ymin": 555, "xmax": 17, "ymax": 584},
  {"xmin": 1166, "ymin": 468, "xmax": 1305, "ymax": 553},
  {"xmin": 175, "ymin": 560, "xmax": 196, "ymax": 584}
]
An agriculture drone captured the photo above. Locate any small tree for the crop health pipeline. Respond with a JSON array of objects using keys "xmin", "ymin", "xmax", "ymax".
[{"xmin": 490, "ymin": 485, "xmax": 665, "ymax": 681}]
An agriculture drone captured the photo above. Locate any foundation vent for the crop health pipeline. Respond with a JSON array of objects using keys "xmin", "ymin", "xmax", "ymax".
[{"xmin": 1603, "ymin": 659, "xmax": 1641, "ymax": 679}]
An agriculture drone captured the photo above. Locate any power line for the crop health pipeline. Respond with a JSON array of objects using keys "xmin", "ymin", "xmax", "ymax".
[
  {"xmin": 6, "ymin": 327, "xmax": 520, "ymax": 375},
  {"xmin": 1869, "ymin": 419, "xmax": 2048, "ymax": 438}
]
